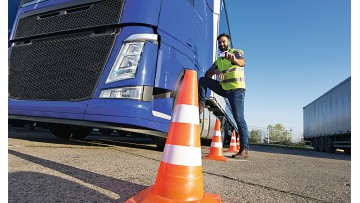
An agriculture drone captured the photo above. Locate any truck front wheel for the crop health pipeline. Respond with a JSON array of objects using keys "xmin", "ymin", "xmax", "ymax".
[
  {"xmin": 99, "ymin": 128, "xmax": 114, "ymax": 136},
  {"xmin": 153, "ymin": 136, "xmax": 166, "ymax": 151},
  {"xmin": 48, "ymin": 124, "xmax": 93, "ymax": 140}
]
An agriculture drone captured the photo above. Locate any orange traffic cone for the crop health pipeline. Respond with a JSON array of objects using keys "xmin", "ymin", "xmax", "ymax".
[
  {"xmin": 125, "ymin": 70, "xmax": 221, "ymax": 203},
  {"xmin": 227, "ymin": 130, "xmax": 239, "ymax": 153},
  {"xmin": 236, "ymin": 133, "xmax": 241, "ymax": 151},
  {"xmin": 204, "ymin": 119, "xmax": 228, "ymax": 162}
]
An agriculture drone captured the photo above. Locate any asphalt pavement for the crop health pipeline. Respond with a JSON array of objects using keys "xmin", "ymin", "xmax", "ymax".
[{"xmin": 8, "ymin": 126, "xmax": 351, "ymax": 202}]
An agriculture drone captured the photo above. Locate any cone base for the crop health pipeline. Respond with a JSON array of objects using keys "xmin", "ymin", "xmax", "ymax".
[
  {"xmin": 203, "ymin": 155, "xmax": 228, "ymax": 162},
  {"xmin": 125, "ymin": 185, "xmax": 221, "ymax": 203}
]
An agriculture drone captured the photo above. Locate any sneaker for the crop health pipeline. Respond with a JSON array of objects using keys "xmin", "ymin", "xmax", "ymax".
[{"xmin": 231, "ymin": 149, "xmax": 249, "ymax": 159}]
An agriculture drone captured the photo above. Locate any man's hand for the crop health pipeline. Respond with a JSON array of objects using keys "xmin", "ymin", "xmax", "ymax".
[
  {"xmin": 214, "ymin": 69, "xmax": 224, "ymax": 80},
  {"xmin": 225, "ymin": 51, "xmax": 245, "ymax": 67},
  {"xmin": 224, "ymin": 51, "xmax": 236, "ymax": 63}
]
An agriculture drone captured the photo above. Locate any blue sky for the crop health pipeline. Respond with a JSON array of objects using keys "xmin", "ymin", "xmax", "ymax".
[{"xmin": 225, "ymin": 0, "xmax": 351, "ymax": 132}]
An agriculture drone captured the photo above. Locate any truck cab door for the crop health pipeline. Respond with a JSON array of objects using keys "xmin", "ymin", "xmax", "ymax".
[{"xmin": 157, "ymin": 1, "xmax": 197, "ymax": 49}]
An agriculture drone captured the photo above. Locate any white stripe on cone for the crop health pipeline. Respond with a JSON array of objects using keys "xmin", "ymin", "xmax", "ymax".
[
  {"xmin": 211, "ymin": 142, "xmax": 223, "ymax": 148},
  {"xmin": 172, "ymin": 104, "xmax": 200, "ymax": 125},
  {"xmin": 162, "ymin": 144, "xmax": 202, "ymax": 166},
  {"xmin": 214, "ymin": 131, "xmax": 221, "ymax": 137}
]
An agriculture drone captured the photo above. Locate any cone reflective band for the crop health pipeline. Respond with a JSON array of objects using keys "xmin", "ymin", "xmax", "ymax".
[
  {"xmin": 204, "ymin": 119, "xmax": 228, "ymax": 162},
  {"xmin": 211, "ymin": 142, "xmax": 223, "ymax": 148},
  {"xmin": 227, "ymin": 130, "xmax": 239, "ymax": 153},
  {"xmin": 172, "ymin": 104, "xmax": 199, "ymax": 125},
  {"xmin": 162, "ymin": 144, "xmax": 202, "ymax": 166},
  {"xmin": 125, "ymin": 70, "xmax": 221, "ymax": 203},
  {"xmin": 237, "ymin": 134, "xmax": 241, "ymax": 151}
]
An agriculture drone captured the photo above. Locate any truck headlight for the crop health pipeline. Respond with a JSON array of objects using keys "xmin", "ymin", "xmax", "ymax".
[
  {"xmin": 105, "ymin": 34, "xmax": 158, "ymax": 83},
  {"xmin": 106, "ymin": 42, "xmax": 145, "ymax": 83},
  {"xmin": 99, "ymin": 86, "xmax": 143, "ymax": 100}
]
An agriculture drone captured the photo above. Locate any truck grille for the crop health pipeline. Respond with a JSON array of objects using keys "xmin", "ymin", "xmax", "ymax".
[
  {"xmin": 14, "ymin": 0, "xmax": 124, "ymax": 39},
  {"xmin": 9, "ymin": 32, "xmax": 117, "ymax": 101}
]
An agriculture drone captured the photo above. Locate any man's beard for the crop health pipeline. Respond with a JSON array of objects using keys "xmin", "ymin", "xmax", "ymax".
[{"xmin": 219, "ymin": 45, "xmax": 229, "ymax": 52}]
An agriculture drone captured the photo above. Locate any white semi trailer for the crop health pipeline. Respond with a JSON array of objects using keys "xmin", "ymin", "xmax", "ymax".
[{"xmin": 303, "ymin": 77, "xmax": 351, "ymax": 154}]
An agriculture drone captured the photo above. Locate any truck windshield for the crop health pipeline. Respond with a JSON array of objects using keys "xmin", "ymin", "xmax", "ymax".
[{"xmin": 8, "ymin": 0, "xmax": 21, "ymax": 38}]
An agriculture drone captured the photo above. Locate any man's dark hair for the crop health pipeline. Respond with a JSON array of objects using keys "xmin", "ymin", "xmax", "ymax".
[{"xmin": 217, "ymin": 33, "xmax": 230, "ymax": 41}]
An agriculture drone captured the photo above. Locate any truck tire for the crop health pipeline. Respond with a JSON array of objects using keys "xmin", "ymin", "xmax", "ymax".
[
  {"xmin": 117, "ymin": 130, "xmax": 128, "ymax": 136},
  {"xmin": 344, "ymin": 148, "xmax": 351, "ymax": 155},
  {"xmin": 318, "ymin": 137, "xmax": 325, "ymax": 152},
  {"xmin": 154, "ymin": 136, "xmax": 166, "ymax": 151},
  {"xmin": 312, "ymin": 138, "xmax": 319, "ymax": 151},
  {"xmin": 99, "ymin": 128, "xmax": 114, "ymax": 136},
  {"xmin": 220, "ymin": 120, "xmax": 230, "ymax": 145},
  {"xmin": 48, "ymin": 124, "xmax": 93, "ymax": 140},
  {"xmin": 9, "ymin": 119, "xmax": 26, "ymax": 127},
  {"xmin": 201, "ymin": 138, "xmax": 212, "ymax": 146},
  {"xmin": 325, "ymin": 137, "xmax": 335, "ymax": 153}
]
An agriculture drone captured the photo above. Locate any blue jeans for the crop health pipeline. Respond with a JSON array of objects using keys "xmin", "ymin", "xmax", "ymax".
[{"xmin": 199, "ymin": 77, "xmax": 249, "ymax": 150}]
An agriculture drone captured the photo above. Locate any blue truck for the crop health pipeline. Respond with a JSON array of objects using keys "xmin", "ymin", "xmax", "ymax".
[
  {"xmin": 8, "ymin": 0, "xmax": 22, "ymax": 39},
  {"xmin": 8, "ymin": 0, "xmax": 238, "ymax": 149}
]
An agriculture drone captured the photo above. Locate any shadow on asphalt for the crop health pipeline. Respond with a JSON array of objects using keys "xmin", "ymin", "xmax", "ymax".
[
  {"xmin": 8, "ymin": 126, "xmax": 158, "ymax": 151},
  {"xmin": 9, "ymin": 126, "xmax": 351, "ymax": 161},
  {"xmin": 249, "ymin": 145, "xmax": 351, "ymax": 161},
  {"xmin": 8, "ymin": 150, "xmax": 146, "ymax": 202}
]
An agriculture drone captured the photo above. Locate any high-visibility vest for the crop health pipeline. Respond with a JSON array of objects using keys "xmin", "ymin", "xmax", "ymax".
[{"xmin": 215, "ymin": 49, "xmax": 245, "ymax": 90}]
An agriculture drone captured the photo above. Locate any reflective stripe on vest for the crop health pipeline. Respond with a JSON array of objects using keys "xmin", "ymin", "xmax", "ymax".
[
  {"xmin": 221, "ymin": 67, "xmax": 244, "ymax": 74},
  {"xmin": 215, "ymin": 49, "xmax": 245, "ymax": 90},
  {"xmin": 222, "ymin": 78, "xmax": 243, "ymax": 83}
]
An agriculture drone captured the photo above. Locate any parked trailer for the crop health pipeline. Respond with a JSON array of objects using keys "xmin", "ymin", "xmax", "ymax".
[
  {"xmin": 303, "ymin": 77, "xmax": 351, "ymax": 154},
  {"xmin": 8, "ymin": 0, "xmax": 238, "ymax": 149}
]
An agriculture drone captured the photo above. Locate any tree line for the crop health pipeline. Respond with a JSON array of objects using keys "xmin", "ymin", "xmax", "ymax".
[{"xmin": 249, "ymin": 123, "xmax": 293, "ymax": 145}]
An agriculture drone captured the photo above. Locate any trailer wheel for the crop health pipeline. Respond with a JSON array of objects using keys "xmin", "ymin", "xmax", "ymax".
[
  {"xmin": 318, "ymin": 137, "xmax": 325, "ymax": 152},
  {"xmin": 325, "ymin": 137, "xmax": 335, "ymax": 153},
  {"xmin": 344, "ymin": 148, "xmax": 351, "ymax": 155},
  {"xmin": 312, "ymin": 138, "xmax": 319, "ymax": 151},
  {"xmin": 48, "ymin": 124, "xmax": 93, "ymax": 140},
  {"xmin": 154, "ymin": 136, "xmax": 166, "ymax": 151}
]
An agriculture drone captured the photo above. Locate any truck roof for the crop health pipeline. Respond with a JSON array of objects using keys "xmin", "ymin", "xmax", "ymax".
[{"xmin": 303, "ymin": 76, "xmax": 351, "ymax": 109}]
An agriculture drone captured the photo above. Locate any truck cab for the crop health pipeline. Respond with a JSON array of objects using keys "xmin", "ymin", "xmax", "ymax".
[{"xmin": 9, "ymin": 0, "xmax": 237, "ymax": 149}]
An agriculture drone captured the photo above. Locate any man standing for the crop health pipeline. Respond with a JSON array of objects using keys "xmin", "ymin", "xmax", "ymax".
[{"xmin": 199, "ymin": 33, "xmax": 249, "ymax": 159}]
